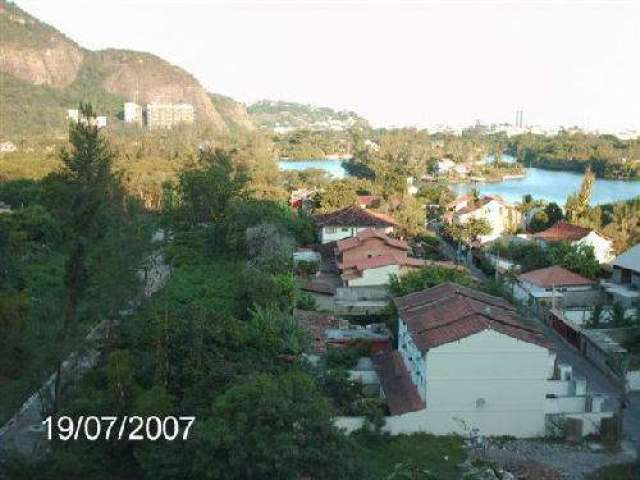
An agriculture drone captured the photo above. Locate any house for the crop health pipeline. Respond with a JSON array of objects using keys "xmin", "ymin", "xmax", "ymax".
[
  {"xmin": 0, "ymin": 201, "xmax": 11, "ymax": 214},
  {"xmin": 356, "ymin": 194, "xmax": 382, "ymax": 209},
  {"xmin": 436, "ymin": 158, "xmax": 455, "ymax": 175},
  {"xmin": 335, "ymin": 229, "xmax": 424, "ymax": 287},
  {"xmin": 447, "ymin": 194, "xmax": 521, "ymax": 244},
  {"xmin": 513, "ymin": 265, "xmax": 598, "ymax": 311},
  {"xmin": 335, "ymin": 229, "xmax": 409, "ymax": 267},
  {"xmin": 314, "ymin": 206, "xmax": 396, "ymax": 244},
  {"xmin": 340, "ymin": 255, "xmax": 424, "ymax": 287},
  {"xmin": 335, "ymin": 282, "xmax": 615, "ymax": 438},
  {"xmin": 453, "ymin": 163, "xmax": 471, "ymax": 176},
  {"xmin": 533, "ymin": 222, "xmax": 614, "ymax": 264},
  {"xmin": 289, "ymin": 188, "xmax": 317, "ymax": 210},
  {"xmin": 602, "ymin": 243, "xmax": 640, "ymax": 310}
]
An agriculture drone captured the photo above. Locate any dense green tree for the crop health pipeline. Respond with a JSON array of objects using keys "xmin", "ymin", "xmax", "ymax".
[
  {"xmin": 392, "ymin": 196, "xmax": 427, "ymax": 238},
  {"xmin": 176, "ymin": 148, "xmax": 249, "ymax": 225},
  {"xmin": 193, "ymin": 372, "xmax": 366, "ymax": 480},
  {"xmin": 388, "ymin": 265, "xmax": 476, "ymax": 298},
  {"xmin": 565, "ymin": 166, "xmax": 595, "ymax": 222},
  {"xmin": 51, "ymin": 103, "xmax": 134, "ymax": 411},
  {"xmin": 445, "ymin": 218, "xmax": 492, "ymax": 245},
  {"xmin": 548, "ymin": 242, "xmax": 600, "ymax": 279},
  {"xmin": 545, "ymin": 202, "xmax": 564, "ymax": 226},
  {"xmin": 316, "ymin": 178, "xmax": 359, "ymax": 213}
]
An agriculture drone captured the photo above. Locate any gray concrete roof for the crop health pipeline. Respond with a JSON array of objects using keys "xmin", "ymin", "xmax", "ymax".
[{"xmin": 612, "ymin": 243, "xmax": 640, "ymax": 272}]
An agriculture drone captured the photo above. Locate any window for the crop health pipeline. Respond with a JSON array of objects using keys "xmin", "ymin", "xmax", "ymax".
[
  {"xmin": 325, "ymin": 227, "xmax": 336, "ymax": 234},
  {"xmin": 341, "ymin": 227, "xmax": 350, "ymax": 232}
]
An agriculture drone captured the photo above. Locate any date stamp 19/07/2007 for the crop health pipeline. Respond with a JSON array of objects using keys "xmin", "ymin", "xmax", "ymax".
[{"xmin": 42, "ymin": 416, "xmax": 196, "ymax": 442}]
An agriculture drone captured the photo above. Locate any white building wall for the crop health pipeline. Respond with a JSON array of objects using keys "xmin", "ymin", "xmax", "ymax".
[
  {"xmin": 336, "ymin": 408, "xmax": 547, "ymax": 438},
  {"xmin": 124, "ymin": 102, "xmax": 143, "ymax": 124},
  {"xmin": 398, "ymin": 319, "xmax": 427, "ymax": 401},
  {"xmin": 347, "ymin": 264, "xmax": 400, "ymax": 287},
  {"xmin": 574, "ymin": 232, "xmax": 614, "ymax": 264},
  {"xmin": 320, "ymin": 226, "xmax": 393, "ymax": 244},
  {"xmin": 423, "ymin": 330, "xmax": 550, "ymax": 436},
  {"xmin": 456, "ymin": 200, "xmax": 517, "ymax": 244},
  {"xmin": 347, "ymin": 264, "xmax": 419, "ymax": 287}
]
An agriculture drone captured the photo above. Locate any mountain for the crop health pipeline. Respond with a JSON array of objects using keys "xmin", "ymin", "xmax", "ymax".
[
  {"xmin": 209, "ymin": 93, "xmax": 255, "ymax": 133},
  {"xmin": 0, "ymin": 0, "xmax": 253, "ymax": 138},
  {"xmin": 248, "ymin": 99, "xmax": 369, "ymax": 132}
]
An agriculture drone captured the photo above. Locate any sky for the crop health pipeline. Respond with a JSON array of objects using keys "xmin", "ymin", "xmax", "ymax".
[{"xmin": 14, "ymin": 0, "xmax": 640, "ymax": 130}]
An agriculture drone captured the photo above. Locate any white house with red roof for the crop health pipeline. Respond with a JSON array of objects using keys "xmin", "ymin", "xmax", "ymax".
[
  {"xmin": 513, "ymin": 265, "xmax": 598, "ymax": 307},
  {"xmin": 533, "ymin": 222, "xmax": 614, "ymax": 264},
  {"xmin": 340, "ymin": 255, "xmax": 425, "ymax": 287},
  {"xmin": 334, "ymin": 229, "xmax": 424, "ymax": 287},
  {"xmin": 337, "ymin": 283, "xmax": 616, "ymax": 438},
  {"xmin": 314, "ymin": 206, "xmax": 396, "ymax": 244},
  {"xmin": 447, "ymin": 194, "xmax": 520, "ymax": 244}
]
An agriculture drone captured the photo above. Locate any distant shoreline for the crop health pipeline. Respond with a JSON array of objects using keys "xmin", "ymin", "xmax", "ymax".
[{"xmin": 279, "ymin": 154, "xmax": 353, "ymax": 162}]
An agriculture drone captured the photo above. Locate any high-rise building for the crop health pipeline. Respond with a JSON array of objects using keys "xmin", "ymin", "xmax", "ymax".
[
  {"xmin": 124, "ymin": 102, "xmax": 143, "ymax": 125},
  {"xmin": 144, "ymin": 103, "xmax": 195, "ymax": 129},
  {"xmin": 515, "ymin": 110, "xmax": 524, "ymax": 128}
]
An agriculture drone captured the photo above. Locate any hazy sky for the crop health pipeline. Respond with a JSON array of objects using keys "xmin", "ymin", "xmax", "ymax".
[{"xmin": 15, "ymin": 0, "xmax": 640, "ymax": 130}]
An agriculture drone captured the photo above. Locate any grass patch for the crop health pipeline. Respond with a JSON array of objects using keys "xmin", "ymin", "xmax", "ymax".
[
  {"xmin": 586, "ymin": 463, "xmax": 639, "ymax": 480},
  {"xmin": 353, "ymin": 432, "xmax": 465, "ymax": 480}
]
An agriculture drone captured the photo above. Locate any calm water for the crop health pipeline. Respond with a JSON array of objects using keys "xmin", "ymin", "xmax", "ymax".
[
  {"xmin": 278, "ymin": 158, "xmax": 640, "ymax": 205},
  {"xmin": 279, "ymin": 159, "xmax": 347, "ymax": 178},
  {"xmin": 452, "ymin": 168, "xmax": 640, "ymax": 205}
]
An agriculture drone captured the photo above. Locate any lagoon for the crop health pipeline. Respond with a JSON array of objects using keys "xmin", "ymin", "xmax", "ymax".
[
  {"xmin": 452, "ymin": 168, "xmax": 640, "ymax": 206},
  {"xmin": 279, "ymin": 158, "xmax": 347, "ymax": 178},
  {"xmin": 278, "ymin": 158, "xmax": 640, "ymax": 205}
]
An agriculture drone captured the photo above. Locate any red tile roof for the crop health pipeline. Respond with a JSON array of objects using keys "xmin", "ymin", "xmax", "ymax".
[
  {"xmin": 517, "ymin": 265, "xmax": 595, "ymax": 288},
  {"xmin": 372, "ymin": 351, "xmax": 425, "ymax": 414},
  {"xmin": 314, "ymin": 206, "xmax": 396, "ymax": 228},
  {"xmin": 356, "ymin": 195, "xmax": 382, "ymax": 207},
  {"xmin": 341, "ymin": 255, "xmax": 425, "ymax": 272},
  {"xmin": 394, "ymin": 282, "xmax": 548, "ymax": 351},
  {"xmin": 455, "ymin": 195, "xmax": 511, "ymax": 215},
  {"xmin": 294, "ymin": 309, "xmax": 338, "ymax": 354},
  {"xmin": 533, "ymin": 221, "xmax": 593, "ymax": 242},
  {"xmin": 336, "ymin": 228, "xmax": 408, "ymax": 253}
]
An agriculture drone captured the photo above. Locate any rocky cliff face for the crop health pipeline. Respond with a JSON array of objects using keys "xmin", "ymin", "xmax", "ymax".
[
  {"xmin": 209, "ymin": 93, "xmax": 255, "ymax": 133},
  {"xmin": 0, "ymin": 1, "xmax": 84, "ymax": 87},
  {"xmin": 90, "ymin": 50, "xmax": 227, "ymax": 132},
  {"xmin": 0, "ymin": 0, "xmax": 253, "ymax": 136}
]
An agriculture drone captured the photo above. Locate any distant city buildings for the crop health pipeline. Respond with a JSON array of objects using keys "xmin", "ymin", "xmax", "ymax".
[
  {"xmin": 0, "ymin": 141, "xmax": 17, "ymax": 153},
  {"xmin": 515, "ymin": 109, "xmax": 524, "ymax": 128},
  {"xmin": 145, "ymin": 102, "xmax": 195, "ymax": 129},
  {"xmin": 66, "ymin": 109, "xmax": 107, "ymax": 129},
  {"xmin": 124, "ymin": 102, "xmax": 143, "ymax": 125},
  {"xmin": 66, "ymin": 102, "xmax": 195, "ymax": 130}
]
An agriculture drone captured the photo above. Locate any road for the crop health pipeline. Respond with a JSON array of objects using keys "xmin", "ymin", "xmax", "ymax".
[{"xmin": 437, "ymin": 237, "xmax": 488, "ymax": 281}]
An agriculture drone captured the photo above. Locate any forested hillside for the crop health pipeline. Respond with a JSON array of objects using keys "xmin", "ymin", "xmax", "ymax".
[{"xmin": 249, "ymin": 99, "xmax": 369, "ymax": 131}]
